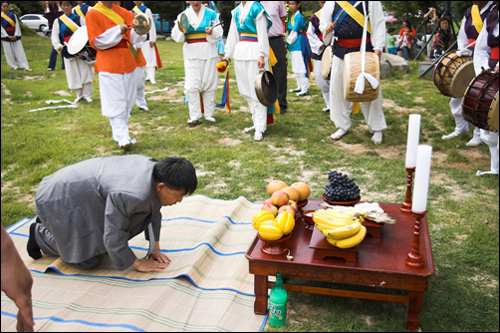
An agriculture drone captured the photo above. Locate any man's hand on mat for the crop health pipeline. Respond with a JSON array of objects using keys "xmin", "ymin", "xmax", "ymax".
[
  {"xmin": 131, "ymin": 257, "xmax": 170, "ymax": 272},
  {"xmin": 150, "ymin": 249, "xmax": 171, "ymax": 265}
]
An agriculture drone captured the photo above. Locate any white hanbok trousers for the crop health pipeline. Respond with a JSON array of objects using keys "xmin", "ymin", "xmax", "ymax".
[
  {"xmin": 141, "ymin": 42, "xmax": 157, "ymax": 81},
  {"xmin": 290, "ymin": 50, "xmax": 309, "ymax": 93},
  {"xmin": 99, "ymin": 71, "xmax": 136, "ymax": 146},
  {"xmin": 480, "ymin": 130, "xmax": 499, "ymax": 174},
  {"xmin": 2, "ymin": 40, "xmax": 30, "ymax": 70},
  {"xmin": 234, "ymin": 59, "xmax": 268, "ymax": 134},
  {"xmin": 184, "ymin": 57, "xmax": 218, "ymax": 121},
  {"xmin": 313, "ymin": 58, "xmax": 330, "ymax": 109},
  {"xmin": 63, "ymin": 57, "xmax": 93, "ymax": 100},
  {"xmin": 329, "ymin": 55, "xmax": 387, "ymax": 132},
  {"xmin": 134, "ymin": 66, "xmax": 147, "ymax": 109},
  {"xmin": 449, "ymin": 97, "xmax": 481, "ymax": 140}
]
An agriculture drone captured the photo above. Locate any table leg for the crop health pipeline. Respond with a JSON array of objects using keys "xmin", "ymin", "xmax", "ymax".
[
  {"xmin": 254, "ymin": 274, "xmax": 268, "ymax": 315},
  {"xmin": 406, "ymin": 290, "xmax": 423, "ymax": 331}
]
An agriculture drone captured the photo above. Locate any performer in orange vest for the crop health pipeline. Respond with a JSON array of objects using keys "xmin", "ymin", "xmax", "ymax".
[{"xmin": 86, "ymin": 1, "xmax": 146, "ymax": 149}]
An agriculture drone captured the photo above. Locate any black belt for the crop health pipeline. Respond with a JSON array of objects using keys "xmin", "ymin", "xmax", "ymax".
[{"xmin": 269, "ymin": 35, "xmax": 283, "ymax": 40}]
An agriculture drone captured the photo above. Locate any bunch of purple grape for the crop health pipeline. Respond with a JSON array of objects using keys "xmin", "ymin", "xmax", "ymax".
[{"xmin": 325, "ymin": 170, "xmax": 361, "ymax": 201}]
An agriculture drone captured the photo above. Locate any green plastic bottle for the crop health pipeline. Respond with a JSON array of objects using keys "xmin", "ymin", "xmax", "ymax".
[{"xmin": 269, "ymin": 271, "xmax": 287, "ymax": 327}]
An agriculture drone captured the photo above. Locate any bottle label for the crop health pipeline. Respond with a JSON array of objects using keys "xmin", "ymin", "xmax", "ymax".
[{"xmin": 269, "ymin": 303, "xmax": 286, "ymax": 321}]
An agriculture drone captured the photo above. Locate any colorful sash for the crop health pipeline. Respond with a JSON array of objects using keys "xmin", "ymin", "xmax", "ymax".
[
  {"xmin": 75, "ymin": 6, "xmax": 85, "ymax": 18},
  {"xmin": 1, "ymin": 12, "xmax": 16, "ymax": 27},
  {"xmin": 471, "ymin": 5, "xmax": 483, "ymax": 34},
  {"xmin": 186, "ymin": 32, "xmax": 207, "ymax": 44},
  {"xmin": 336, "ymin": 1, "xmax": 371, "ymax": 34},
  {"xmin": 92, "ymin": 3, "xmax": 125, "ymax": 25},
  {"xmin": 59, "ymin": 15, "xmax": 79, "ymax": 33},
  {"xmin": 240, "ymin": 32, "xmax": 258, "ymax": 42}
]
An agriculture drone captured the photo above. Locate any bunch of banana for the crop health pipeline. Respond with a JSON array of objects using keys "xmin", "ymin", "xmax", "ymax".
[{"xmin": 313, "ymin": 209, "xmax": 368, "ymax": 248}]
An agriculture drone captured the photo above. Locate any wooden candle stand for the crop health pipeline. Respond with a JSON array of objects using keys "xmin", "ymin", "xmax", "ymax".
[
  {"xmin": 400, "ymin": 167, "xmax": 415, "ymax": 214},
  {"xmin": 405, "ymin": 210, "xmax": 426, "ymax": 269}
]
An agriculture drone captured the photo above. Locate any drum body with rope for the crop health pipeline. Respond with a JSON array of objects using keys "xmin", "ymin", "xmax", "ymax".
[
  {"xmin": 321, "ymin": 45, "xmax": 333, "ymax": 80},
  {"xmin": 433, "ymin": 51, "xmax": 475, "ymax": 98},
  {"xmin": 461, "ymin": 70, "xmax": 499, "ymax": 132},
  {"xmin": 343, "ymin": 51, "xmax": 380, "ymax": 102},
  {"xmin": 67, "ymin": 26, "xmax": 96, "ymax": 65}
]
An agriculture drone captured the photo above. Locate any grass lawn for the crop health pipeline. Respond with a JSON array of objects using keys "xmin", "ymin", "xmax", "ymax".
[{"xmin": 1, "ymin": 33, "xmax": 498, "ymax": 332}]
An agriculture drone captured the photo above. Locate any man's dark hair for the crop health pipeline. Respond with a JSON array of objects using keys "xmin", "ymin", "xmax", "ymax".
[{"xmin": 153, "ymin": 157, "xmax": 197, "ymax": 195}]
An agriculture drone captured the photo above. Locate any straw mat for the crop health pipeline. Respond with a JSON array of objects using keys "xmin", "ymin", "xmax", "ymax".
[{"xmin": 1, "ymin": 195, "xmax": 267, "ymax": 332}]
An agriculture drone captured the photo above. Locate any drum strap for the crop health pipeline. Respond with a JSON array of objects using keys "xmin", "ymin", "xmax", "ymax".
[
  {"xmin": 1, "ymin": 12, "xmax": 16, "ymax": 27},
  {"xmin": 93, "ymin": 3, "xmax": 125, "ymax": 25},
  {"xmin": 336, "ymin": 1, "xmax": 371, "ymax": 34},
  {"xmin": 59, "ymin": 15, "xmax": 79, "ymax": 33},
  {"xmin": 471, "ymin": 5, "xmax": 483, "ymax": 34}
]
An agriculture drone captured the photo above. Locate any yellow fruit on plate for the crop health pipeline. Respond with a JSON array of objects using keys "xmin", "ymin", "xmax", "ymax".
[
  {"xmin": 267, "ymin": 180, "xmax": 288, "ymax": 196},
  {"xmin": 281, "ymin": 186, "xmax": 301, "ymax": 202},
  {"xmin": 276, "ymin": 211, "xmax": 295, "ymax": 235},
  {"xmin": 291, "ymin": 182, "xmax": 311, "ymax": 201},
  {"xmin": 252, "ymin": 210, "xmax": 275, "ymax": 230},
  {"xmin": 326, "ymin": 225, "xmax": 367, "ymax": 248},
  {"xmin": 258, "ymin": 223, "xmax": 284, "ymax": 240}
]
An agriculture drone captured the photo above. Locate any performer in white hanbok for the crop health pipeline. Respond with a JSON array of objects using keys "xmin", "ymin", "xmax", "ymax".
[
  {"xmin": 320, "ymin": 1, "xmax": 387, "ymax": 144},
  {"xmin": 307, "ymin": 1, "xmax": 330, "ymax": 112},
  {"xmin": 441, "ymin": 1, "xmax": 496, "ymax": 146},
  {"xmin": 1, "ymin": 1, "xmax": 31, "ymax": 71},
  {"xmin": 473, "ymin": 3, "xmax": 499, "ymax": 176},
  {"xmin": 86, "ymin": 1, "xmax": 145, "ymax": 149},
  {"xmin": 224, "ymin": 1, "xmax": 272, "ymax": 141},
  {"xmin": 172, "ymin": 1, "xmax": 223, "ymax": 126},
  {"xmin": 132, "ymin": 1, "xmax": 159, "ymax": 84},
  {"xmin": 52, "ymin": 1, "xmax": 94, "ymax": 103}
]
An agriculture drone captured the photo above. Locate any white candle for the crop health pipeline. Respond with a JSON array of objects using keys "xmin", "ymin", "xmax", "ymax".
[
  {"xmin": 405, "ymin": 114, "xmax": 421, "ymax": 168},
  {"xmin": 412, "ymin": 145, "xmax": 433, "ymax": 212}
]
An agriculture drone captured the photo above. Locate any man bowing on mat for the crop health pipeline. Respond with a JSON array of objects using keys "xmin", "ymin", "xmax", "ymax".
[{"xmin": 27, "ymin": 155, "xmax": 197, "ymax": 272}]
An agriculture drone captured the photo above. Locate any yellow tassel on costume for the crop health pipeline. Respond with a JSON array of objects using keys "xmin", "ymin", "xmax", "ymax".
[{"xmin": 350, "ymin": 102, "xmax": 360, "ymax": 116}]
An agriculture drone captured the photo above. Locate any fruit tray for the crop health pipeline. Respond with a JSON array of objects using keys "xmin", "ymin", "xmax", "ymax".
[{"xmin": 309, "ymin": 227, "xmax": 359, "ymax": 262}]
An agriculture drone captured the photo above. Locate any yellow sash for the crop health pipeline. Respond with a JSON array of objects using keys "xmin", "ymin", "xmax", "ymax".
[
  {"xmin": 336, "ymin": 1, "xmax": 371, "ymax": 34},
  {"xmin": 1, "ymin": 12, "xmax": 16, "ymax": 27},
  {"xmin": 75, "ymin": 6, "xmax": 85, "ymax": 18},
  {"xmin": 132, "ymin": 6, "xmax": 143, "ymax": 15},
  {"xmin": 59, "ymin": 15, "xmax": 79, "ymax": 32},
  {"xmin": 93, "ymin": 3, "xmax": 125, "ymax": 25},
  {"xmin": 471, "ymin": 5, "xmax": 483, "ymax": 34}
]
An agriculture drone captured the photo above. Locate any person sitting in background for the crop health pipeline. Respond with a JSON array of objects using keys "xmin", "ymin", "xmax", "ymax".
[
  {"xmin": 396, "ymin": 21, "xmax": 415, "ymax": 61},
  {"xmin": 430, "ymin": 16, "xmax": 453, "ymax": 59},
  {"xmin": 386, "ymin": 27, "xmax": 397, "ymax": 54}
]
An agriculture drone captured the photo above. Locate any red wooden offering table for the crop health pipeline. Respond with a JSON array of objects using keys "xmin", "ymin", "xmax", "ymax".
[{"xmin": 245, "ymin": 199, "xmax": 435, "ymax": 331}]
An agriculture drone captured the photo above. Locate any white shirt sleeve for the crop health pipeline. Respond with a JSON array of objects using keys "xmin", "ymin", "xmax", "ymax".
[
  {"xmin": 256, "ymin": 11, "xmax": 270, "ymax": 59},
  {"xmin": 368, "ymin": 1, "xmax": 386, "ymax": 52},
  {"xmin": 171, "ymin": 13, "xmax": 185, "ymax": 43},
  {"xmin": 92, "ymin": 25, "xmax": 124, "ymax": 50},
  {"xmin": 307, "ymin": 20, "xmax": 324, "ymax": 55},
  {"xmin": 224, "ymin": 14, "xmax": 238, "ymax": 58},
  {"xmin": 319, "ymin": 1, "xmax": 334, "ymax": 46},
  {"xmin": 51, "ymin": 19, "xmax": 63, "ymax": 52}
]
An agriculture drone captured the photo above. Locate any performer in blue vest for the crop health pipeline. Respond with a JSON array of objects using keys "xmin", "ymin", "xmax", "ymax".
[
  {"xmin": 1, "ymin": 1, "xmax": 31, "ymax": 70},
  {"xmin": 172, "ymin": 1, "xmax": 223, "ymax": 126},
  {"xmin": 320, "ymin": 1, "xmax": 387, "ymax": 144},
  {"xmin": 287, "ymin": 1, "xmax": 311, "ymax": 97},
  {"xmin": 442, "ymin": 1, "xmax": 496, "ymax": 146},
  {"xmin": 73, "ymin": 1, "xmax": 91, "ymax": 18},
  {"xmin": 224, "ymin": 1, "xmax": 272, "ymax": 141},
  {"xmin": 51, "ymin": 1, "xmax": 94, "ymax": 103}
]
